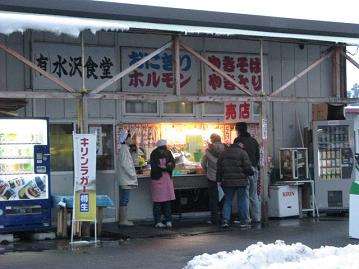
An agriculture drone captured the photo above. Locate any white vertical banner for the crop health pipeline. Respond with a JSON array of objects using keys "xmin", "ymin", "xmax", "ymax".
[{"xmin": 73, "ymin": 133, "xmax": 97, "ymax": 222}]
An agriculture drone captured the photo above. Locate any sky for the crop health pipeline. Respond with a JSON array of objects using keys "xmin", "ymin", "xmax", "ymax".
[
  {"xmin": 184, "ymin": 241, "xmax": 359, "ymax": 269},
  {"xmin": 95, "ymin": 0, "xmax": 359, "ymax": 24}
]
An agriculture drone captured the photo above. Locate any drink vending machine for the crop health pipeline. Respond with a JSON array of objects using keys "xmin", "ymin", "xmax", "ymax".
[
  {"xmin": 0, "ymin": 118, "xmax": 51, "ymax": 233},
  {"xmin": 312, "ymin": 120, "xmax": 355, "ymax": 211}
]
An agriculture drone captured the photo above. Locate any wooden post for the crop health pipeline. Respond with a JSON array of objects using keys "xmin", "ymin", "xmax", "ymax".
[
  {"xmin": 173, "ymin": 35, "xmax": 181, "ymax": 96},
  {"xmin": 259, "ymin": 40, "xmax": 269, "ymax": 222},
  {"xmin": 333, "ymin": 46, "xmax": 341, "ymax": 97}
]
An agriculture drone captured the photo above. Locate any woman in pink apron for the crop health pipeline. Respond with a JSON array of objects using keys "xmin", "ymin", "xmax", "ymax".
[{"xmin": 150, "ymin": 140, "xmax": 176, "ymax": 228}]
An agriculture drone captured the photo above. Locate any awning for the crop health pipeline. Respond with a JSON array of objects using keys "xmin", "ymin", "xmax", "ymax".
[{"xmin": 1, "ymin": 11, "xmax": 359, "ymax": 45}]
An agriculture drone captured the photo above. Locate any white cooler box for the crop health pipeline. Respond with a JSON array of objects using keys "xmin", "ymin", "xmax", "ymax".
[{"xmin": 268, "ymin": 185, "xmax": 299, "ymax": 217}]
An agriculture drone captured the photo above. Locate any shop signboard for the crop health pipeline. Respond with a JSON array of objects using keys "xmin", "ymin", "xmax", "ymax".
[
  {"xmin": 73, "ymin": 133, "xmax": 97, "ymax": 222},
  {"xmin": 121, "ymin": 47, "xmax": 199, "ymax": 94},
  {"xmin": 33, "ymin": 43, "xmax": 117, "ymax": 90},
  {"xmin": 205, "ymin": 52, "xmax": 264, "ymax": 95},
  {"xmin": 224, "ymin": 101, "xmax": 258, "ymax": 123}
]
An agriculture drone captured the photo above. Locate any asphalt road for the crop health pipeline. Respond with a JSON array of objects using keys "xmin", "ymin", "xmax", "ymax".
[{"xmin": 0, "ymin": 217, "xmax": 358, "ymax": 269}]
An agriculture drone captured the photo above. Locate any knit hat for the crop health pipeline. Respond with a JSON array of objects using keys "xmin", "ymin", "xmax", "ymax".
[
  {"xmin": 210, "ymin": 133, "xmax": 221, "ymax": 143},
  {"xmin": 157, "ymin": 139, "xmax": 167, "ymax": 147},
  {"xmin": 235, "ymin": 122, "xmax": 247, "ymax": 133},
  {"xmin": 119, "ymin": 129, "xmax": 129, "ymax": 143}
]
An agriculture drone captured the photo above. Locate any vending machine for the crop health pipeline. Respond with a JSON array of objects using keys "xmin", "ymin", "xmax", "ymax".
[
  {"xmin": 0, "ymin": 118, "xmax": 51, "ymax": 233},
  {"xmin": 312, "ymin": 120, "xmax": 355, "ymax": 211}
]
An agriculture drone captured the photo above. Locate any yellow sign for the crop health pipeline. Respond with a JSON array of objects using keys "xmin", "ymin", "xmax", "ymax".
[{"xmin": 75, "ymin": 190, "xmax": 96, "ymax": 221}]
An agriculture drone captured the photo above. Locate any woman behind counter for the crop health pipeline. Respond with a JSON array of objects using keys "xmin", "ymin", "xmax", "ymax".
[
  {"xmin": 201, "ymin": 133, "xmax": 226, "ymax": 225},
  {"xmin": 150, "ymin": 139, "xmax": 176, "ymax": 228},
  {"xmin": 117, "ymin": 130, "xmax": 138, "ymax": 226}
]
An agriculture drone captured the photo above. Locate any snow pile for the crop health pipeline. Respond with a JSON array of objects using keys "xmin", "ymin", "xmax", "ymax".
[
  {"xmin": 184, "ymin": 240, "xmax": 359, "ymax": 269},
  {"xmin": 0, "ymin": 11, "xmax": 129, "ymax": 37}
]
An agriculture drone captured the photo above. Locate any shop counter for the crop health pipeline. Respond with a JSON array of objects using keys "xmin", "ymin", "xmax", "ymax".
[{"xmin": 138, "ymin": 174, "xmax": 208, "ymax": 189}]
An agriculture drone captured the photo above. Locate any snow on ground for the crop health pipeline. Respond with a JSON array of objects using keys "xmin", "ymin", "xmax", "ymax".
[{"xmin": 184, "ymin": 240, "xmax": 359, "ymax": 269}]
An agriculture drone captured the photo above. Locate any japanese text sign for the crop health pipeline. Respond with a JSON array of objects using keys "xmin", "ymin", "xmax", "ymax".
[
  {"xmin": 73, "ymin": 133, "xmax": 97, "ymax": 221},
  {"xmin": 33, "ymin": 43, "xmax": 116, "ymax": 90},
  {"xmin": 205, "ymin": 53, "xmax": 263, "ymax": 95},
  {"xmin": 224, "ymin": 102, "xmax": 256, "ymax": 123},
  {"xmin": 121, "ymin": 47, "xmax": 199, "ymax": 94}
]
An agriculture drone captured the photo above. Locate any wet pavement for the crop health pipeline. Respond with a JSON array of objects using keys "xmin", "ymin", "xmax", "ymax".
[{"xmin": 0, "ymin": 216, "xmax": 358, "ymax": 269}]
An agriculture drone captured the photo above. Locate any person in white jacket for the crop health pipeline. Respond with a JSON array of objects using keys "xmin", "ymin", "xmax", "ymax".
[{"xmin": 117, "ymin": 130, "xmax": 138, "ymax": 226}]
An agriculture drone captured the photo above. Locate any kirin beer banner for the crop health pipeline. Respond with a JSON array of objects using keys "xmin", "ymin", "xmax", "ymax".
[{"xmin": 73, "ymin": 133, "xmax": 97, "ymax": 222}]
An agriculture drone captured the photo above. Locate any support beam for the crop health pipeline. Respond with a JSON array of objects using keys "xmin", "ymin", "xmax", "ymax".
[
  {"xmin": 342, "ymin": 50, "xmax": 359, "ymax": 70},
  {"xmin": 0, "ymin": 90, "xmax": 80, "ymax": 99},
  {"xmin": 92, "ymin": 40, "xmax": 173, "ymax": 94},
  {"xmin": 88, "ymin": 91, "xmax": 359, "ymax": 104},
  {"xmin": 0, "ymin": 42, "xmax": 77, "ymax": 94},
  {"xmin": 270, "ymin": 48, "xmax": 333, "ymax": 97},
  {"xmin": 173, "ymin": 35, "xmax": 181, "ymax": 96},
  {"xmin": 179, "ymin": 41, "xmax": 253, "ymax": 96}
]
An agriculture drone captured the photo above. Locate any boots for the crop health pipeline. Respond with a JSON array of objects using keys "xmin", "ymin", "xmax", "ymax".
[{"xmin": 118, "ymin": 206, "xmax": 134, "ymax": 226}]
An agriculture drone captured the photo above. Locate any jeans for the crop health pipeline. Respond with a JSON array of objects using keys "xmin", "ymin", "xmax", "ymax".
[
  {"xmin": 153, "ymin": 201, "xmax": 172, "ymax": 224},
  {"xmin": 248, "ymin": 167, "xmax": 261, "ymax": 222},
  {"xmin": 207, "ymin": 180, "xmax": 219, "ymax": 224},
  {"xmin": 222, "ymin": 185, "xmax": 249, "ymax": 224},
  {"xmin": 119, "ymin": 188, "xmax": 130, "ymax": 206}
]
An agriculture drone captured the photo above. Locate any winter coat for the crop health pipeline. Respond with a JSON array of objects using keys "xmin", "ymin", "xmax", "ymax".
[
  {"xmin": 216, "ymin": 144, "xmax": 253, "ymax": 187},
  {"xmin": 150, "ymin": 146, "xmax": 175, "ymax": 180},
  {"xmin": 201, "ymin": 143, "xmax": 226, "ymax": 182},
  {"xmin": 117, "ymin": 144, "xmax": 138, "ymax": 188},
  {"xmin": 234, "ymin": 132, "xmax": 259, "ymax": 167}
]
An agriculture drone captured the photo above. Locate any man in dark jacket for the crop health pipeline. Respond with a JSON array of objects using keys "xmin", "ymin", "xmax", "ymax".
[
  {"xmin": 216, "ymin": 143, "xmax": 253, "ymax": 228},
  {"xmin": 234, "ymin": 122, "xmax": 261, "ymax": 223}
]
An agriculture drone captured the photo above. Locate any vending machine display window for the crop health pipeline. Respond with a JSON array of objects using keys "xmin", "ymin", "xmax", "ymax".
[{"xmin": 316, "ymin": 125, "xmax": 353, "ymax": 180}]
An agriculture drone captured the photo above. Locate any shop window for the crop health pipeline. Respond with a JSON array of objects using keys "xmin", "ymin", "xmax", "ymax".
[
  {"xmin": 89, "ymin": 124, "xmax": 114, "ymax": 171},
  {"xmin": 163, "ymin": 101, "xmax": 194, "ymax": 114},
  {"xmin": 204, "ymin": 103, "xmax": 224, "ymax": 115},
  {"xmin": 50, "ymin": 123, "xmax": 74, "ymax": 172},
  {"xmin": 125, "ymin": 101, "xmax": 157, "ymax": 114}
]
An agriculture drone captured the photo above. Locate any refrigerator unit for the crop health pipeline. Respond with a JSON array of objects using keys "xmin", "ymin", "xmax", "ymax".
[
  {"xmin": 0, "ymin": 118, "xmax": 51, "ymax": 233},
  {"xmin": 279, "ymin": 148, "xmax": 309, "ymax": 180},
  {"xmin": 312, "ymin": 120, "xmax": 355, "ymax": 211}
]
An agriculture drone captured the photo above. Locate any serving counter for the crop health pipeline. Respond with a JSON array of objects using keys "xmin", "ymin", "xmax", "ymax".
[{"xmin": 138, "ymin": 174, "xmax": 208, "ymax": 189}]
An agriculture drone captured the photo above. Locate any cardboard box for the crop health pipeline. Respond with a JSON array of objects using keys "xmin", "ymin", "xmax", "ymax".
[
  {"xmin": 312, "ymin": 103, "xmax": 345, "ymax": 121},
  {"xmin": 312, "ymin": 103, "xmax": 328, "ymax": 121}
]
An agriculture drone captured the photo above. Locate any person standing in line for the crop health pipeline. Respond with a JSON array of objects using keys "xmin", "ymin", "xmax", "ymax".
[
  {"xmin": 117, "ymin": 130, "xmax": 138, "ymax": 226},
  {"xmin": 234, "ymin": 122, "xmax": 261, "ymax": 223},
  {"xmin": 150, "ymin": 139, "xmax": 176, "ymax": 228},
  {"xmin": 216, "ymin": 142, "xmax": 253, "ymax": 228},
  {"xmin": 201, "ymin": 133, "xmax": 226, "ymax": 225}
]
